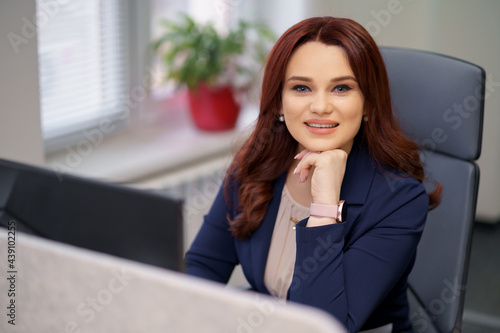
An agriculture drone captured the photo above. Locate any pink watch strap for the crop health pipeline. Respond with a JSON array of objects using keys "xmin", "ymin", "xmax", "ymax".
[{"xmin": 310, "ymin": 201, "xmax": 345, "ymax": 222}]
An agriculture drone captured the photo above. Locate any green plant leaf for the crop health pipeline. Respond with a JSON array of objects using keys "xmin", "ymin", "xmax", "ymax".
[{"xmin": 152, "ymin": 13, "xmax": 276, "ymax": 91}]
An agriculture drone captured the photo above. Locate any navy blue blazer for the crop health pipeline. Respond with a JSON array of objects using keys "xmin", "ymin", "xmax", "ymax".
[{"xmin": 185, "ymin": 143, "xmax": 429, "ymax": 332}]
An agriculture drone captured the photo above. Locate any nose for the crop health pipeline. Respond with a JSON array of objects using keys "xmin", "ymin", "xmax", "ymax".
[{"xmin": 310, "ymin": 93, "xmax": 333, "ymax": 114}]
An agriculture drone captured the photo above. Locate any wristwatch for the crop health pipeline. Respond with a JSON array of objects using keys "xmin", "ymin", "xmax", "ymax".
[{"xmin": 310, "ymin": 201, "xmax": 347, "ymax": 223}]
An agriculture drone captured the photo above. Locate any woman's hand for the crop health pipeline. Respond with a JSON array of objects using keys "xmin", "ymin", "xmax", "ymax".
[{"xmin": 294, "ymin": 148, "xmax": 347, "ymax": 226}]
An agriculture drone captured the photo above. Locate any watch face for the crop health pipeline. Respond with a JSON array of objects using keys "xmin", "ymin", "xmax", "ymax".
[{"xmin": 339, "ymin": 201, "xmax": 347, "ymax": 223}]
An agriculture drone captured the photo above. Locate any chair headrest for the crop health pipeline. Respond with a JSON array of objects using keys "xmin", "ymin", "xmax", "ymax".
[{"xmin": 380, "ymin": 47, "xmax": 485, "ymax": 161}]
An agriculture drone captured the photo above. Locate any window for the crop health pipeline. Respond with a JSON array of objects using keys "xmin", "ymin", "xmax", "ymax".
[
  {"xmin": 37, "ymin": 0, "xmax": 130, "ymax": 146},
  {"xmin": 38, "ymin": 0, "xmax": 266, "ymax": 153}
]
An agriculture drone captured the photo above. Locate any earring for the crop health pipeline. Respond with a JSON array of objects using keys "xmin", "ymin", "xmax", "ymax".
[
  {"xmin": 363, "ymin": 115, "xmax": 368, "ymax": 122},
  {"xmin": 279, "ymin": 114, "xmax": 285, "ymax": 122}
]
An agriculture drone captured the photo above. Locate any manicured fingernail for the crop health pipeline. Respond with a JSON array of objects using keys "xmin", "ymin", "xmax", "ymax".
[
  {"xmin": 294, "ymin": 153, "xmax": 300, "ymax": 159},
  {"xmin": 293, "ymin": 167, "xmax": 298, "ymax": 175},
  {"xmin": 299, "ymin": 173, "xmax": 304, "ymax": 183}
]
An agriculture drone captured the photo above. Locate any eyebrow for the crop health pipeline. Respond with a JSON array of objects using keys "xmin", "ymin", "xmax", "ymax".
[{"xmin": 286, "ymin": 75, "xmax": 357, "ymax": 83}]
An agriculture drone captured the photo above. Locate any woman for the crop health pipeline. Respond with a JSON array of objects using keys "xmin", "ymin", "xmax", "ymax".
[{"xmin": 185, "ymin": 17, "xmax": 441, "ymax": 333}]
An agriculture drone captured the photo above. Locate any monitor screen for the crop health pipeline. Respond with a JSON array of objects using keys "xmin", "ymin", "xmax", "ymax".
[{"xmin": 0, "ymin": 158, "xmax": 183, "ymax": 272}]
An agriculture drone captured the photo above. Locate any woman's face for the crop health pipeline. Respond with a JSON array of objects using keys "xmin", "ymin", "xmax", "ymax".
[{"xmin": 281, "ymin": 42, "xmax": 365, "ymax": 154}]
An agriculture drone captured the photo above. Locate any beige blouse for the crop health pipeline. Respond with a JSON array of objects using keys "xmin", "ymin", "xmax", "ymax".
[
  {"xmin": 263, "ymin": 186, "xmax": 394, "ymax": 333},
  {"xmin": 264, "ymin": 184, "xmax": 309, "ymax": 299}
]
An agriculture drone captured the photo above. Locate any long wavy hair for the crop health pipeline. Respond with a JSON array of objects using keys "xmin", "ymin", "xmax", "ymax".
[{"xmin": 226, "ymin": 17, "xmax": 442, "ymax": 240}]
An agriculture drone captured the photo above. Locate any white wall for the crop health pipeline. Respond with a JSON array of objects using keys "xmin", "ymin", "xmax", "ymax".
[
  {"xmin": 0, "ymin": 0, "xmax": 45, "ymax": 166},
  {"xmin": 424, "ymin": 1, "xmax": 500, "ymax": 222},
  {"xmin": 252, "ymin": 0, "xmax": 500, "ymax": 222}
]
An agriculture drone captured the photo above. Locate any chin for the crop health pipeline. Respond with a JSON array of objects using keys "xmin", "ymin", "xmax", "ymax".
[
  {"xmin": 303, "ymin": 143, "xmax": 340, "ymax": 152},
  {"xmin": 301, "ymin": 138, "xmax": 354, "ymax": 153}
]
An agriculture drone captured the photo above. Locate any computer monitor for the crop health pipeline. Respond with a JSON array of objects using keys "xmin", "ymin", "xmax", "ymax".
[{"xmin": 0, "ymin": 158, "xmax": 183, "ymax": 271}]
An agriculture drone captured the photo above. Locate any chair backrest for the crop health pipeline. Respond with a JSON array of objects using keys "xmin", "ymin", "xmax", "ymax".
[{"xmin": 380, "ymin": 47, "xmax": 485, "ymax": 333}]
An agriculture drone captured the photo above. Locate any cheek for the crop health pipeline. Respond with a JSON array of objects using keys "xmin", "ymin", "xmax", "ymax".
[
  {"xmin": 282, "ymin": 97, "xmax": 305, "ymax": 118},
  {"xmin": 338, "ymin": 98, "xmax": 364, "ymax": 119}
]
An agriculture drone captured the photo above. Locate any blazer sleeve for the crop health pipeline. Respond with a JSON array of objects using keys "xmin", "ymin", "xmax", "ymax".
[
  {"xmin": 289, "ymin": 176, "xmax": 429, "ymax": 333},
  {"xmin": 184, "ymin": 184, "xmax": 238, "ymax": 283}
]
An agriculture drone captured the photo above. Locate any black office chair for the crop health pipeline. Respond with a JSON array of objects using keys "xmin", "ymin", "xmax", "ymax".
[{"xmin": 380, "ymin": 47, "xmax": 485, "ymax": 333}]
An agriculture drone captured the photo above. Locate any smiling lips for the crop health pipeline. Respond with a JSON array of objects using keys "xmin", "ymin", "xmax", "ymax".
[{"xmin": 305, "ymin": 119, "xmax": 339, "ymax": 134}]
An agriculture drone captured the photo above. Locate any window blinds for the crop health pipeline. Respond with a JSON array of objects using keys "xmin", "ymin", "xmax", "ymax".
[{"xmin": 37, "ymin": 0, "xmax": 130, "ymax": 140}]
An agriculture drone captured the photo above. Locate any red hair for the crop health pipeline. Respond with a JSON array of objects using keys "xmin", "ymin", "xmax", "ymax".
[{"xmin": 226, "ymin": 17, "xmax": 441, "ymax": 240}]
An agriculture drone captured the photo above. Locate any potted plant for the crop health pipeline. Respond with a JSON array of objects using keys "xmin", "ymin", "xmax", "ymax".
[{"xmin": 153, "ymin": 14, "xmax": 275, "ymax": 131}]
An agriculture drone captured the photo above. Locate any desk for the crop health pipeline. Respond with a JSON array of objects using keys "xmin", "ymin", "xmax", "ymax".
[{"xmin": 0, "ymin": 230, "xmax": 346, "ymax": 333}]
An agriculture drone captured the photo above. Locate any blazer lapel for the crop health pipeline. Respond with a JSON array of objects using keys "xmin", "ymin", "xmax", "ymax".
[{"xmin": 339, "ymin": 143, "xmax": 377, "ymax": 226}]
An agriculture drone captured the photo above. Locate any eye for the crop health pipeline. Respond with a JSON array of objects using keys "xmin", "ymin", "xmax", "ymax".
[
  {"xmin": 333, "ymin": 84, "xmax": 352, "ymax": 94},
  {"xmin": 292, "ymin": 85, "xmax": 310, "ymax": 93}
]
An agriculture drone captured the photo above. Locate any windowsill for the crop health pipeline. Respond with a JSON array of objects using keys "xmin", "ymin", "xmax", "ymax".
[{"xmin": 45, "ymin": 104, "xmax": 258, "ymax": 184}]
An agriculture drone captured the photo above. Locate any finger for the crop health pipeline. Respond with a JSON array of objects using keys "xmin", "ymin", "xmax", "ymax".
[
  {"xmin": 295, "ymin": 151, "xmax": 320, "ymax": 181},
  {"xmin": 293, "ymin": 151, "xmax": 312, "ymax": 174},
  {"xmin": 299, "ymin": 168, "xmax": 310, "ymax": 183},
  {"xmin": 294, "ymin": 149, "xmax": 310, "ymax": 161},
  {"xmin": 293, "ymin": 150, "xmax": 311, "ymax": 175}
]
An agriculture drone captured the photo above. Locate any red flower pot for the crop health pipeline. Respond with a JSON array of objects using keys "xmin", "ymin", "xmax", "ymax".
[{"xmin": 187, "ymin": 83, "xmax": 240, "ymax": 131}]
